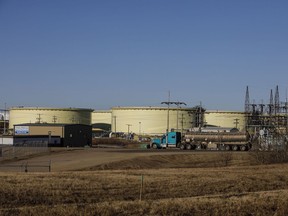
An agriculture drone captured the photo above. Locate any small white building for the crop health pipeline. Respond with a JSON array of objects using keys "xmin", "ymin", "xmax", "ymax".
[{"xmin": 0, "ymin": 136, "xmax": 13, "ymax": 145}]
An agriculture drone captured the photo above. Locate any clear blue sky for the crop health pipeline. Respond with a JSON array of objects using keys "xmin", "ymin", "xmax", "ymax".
[{"xmin": 1, "ymin": 0, "xmax": 288, "ymax": 111}]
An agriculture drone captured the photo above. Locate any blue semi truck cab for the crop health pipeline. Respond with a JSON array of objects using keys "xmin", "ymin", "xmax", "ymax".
[{"xmin": 150, "ymin": 131, "xmax": 182, "ymax": 149}]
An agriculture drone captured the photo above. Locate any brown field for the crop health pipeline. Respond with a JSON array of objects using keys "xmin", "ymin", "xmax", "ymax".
[{"xmin": 1, "ymin": 147, "xmax": 288, "ymax": 215}]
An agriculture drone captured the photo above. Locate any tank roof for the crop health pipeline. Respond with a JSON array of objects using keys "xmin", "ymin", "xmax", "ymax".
[
  {"xmin": 111, "ymin": 106, "xmax": 196, "ymax": 111},
  {"xmin": 10, "ymin": 107, "xmax": 94, "ymax": 112},
  {"xmin": 206, "ymin": 110, "xmax": 244, "ymax": 114},
  {"xmin": 14, "ymin": 123, "xmax": 91, "ymax": 127},
  {"xmin": 92, "ymin": 110, "xmax": 112, "ymax": 113}
]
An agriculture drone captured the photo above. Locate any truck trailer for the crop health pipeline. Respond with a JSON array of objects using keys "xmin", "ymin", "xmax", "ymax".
[{"xmin": 150, "ymin": 131, "xmax": 251, "ymax": 151}]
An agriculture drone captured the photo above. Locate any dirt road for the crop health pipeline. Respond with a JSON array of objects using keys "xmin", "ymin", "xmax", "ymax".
[{"xmin": 0, "ymin": 148, "xmax": 208, "ymax": 172}]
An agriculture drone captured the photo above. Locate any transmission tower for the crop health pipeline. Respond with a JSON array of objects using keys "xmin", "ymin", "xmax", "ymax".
[
  {"xmin": 245, "ymin": 86, "xmax": 250, "ymax": 113},
  {"xmin": 268, "ymin": 89, "xmax": 274, "ymax": 115},
  {"xmin": 275, "ymin": 85, "xmax": 280, "ymax": 114},
  {"xmin": 259, "ymin": 100, "xmax": 265, "ymax": 114}
]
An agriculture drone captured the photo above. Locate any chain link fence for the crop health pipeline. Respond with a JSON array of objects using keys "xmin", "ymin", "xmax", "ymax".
[{"xmin": 0, "ymin": 142, "xmax": 51, "ymax": 172}]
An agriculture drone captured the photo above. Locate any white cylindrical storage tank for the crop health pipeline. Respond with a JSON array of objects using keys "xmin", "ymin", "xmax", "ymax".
[
  {"xmin": 204, "ymin": 110, "xmax": 246, "ymax": 131},
  {"xmin": 111, "ymin": 107, "xmax": 195, "ymax": 134},
  {"xmin": 9, "ymin": 107, "xmax": 93, "ymax": 129},
  {"xmin": 91, "ymin": 110, "xmax": 112, "ymax": 132},
  {"xmin": 92, "ymin": 111, "xmax": 112, "ymax": 125}
]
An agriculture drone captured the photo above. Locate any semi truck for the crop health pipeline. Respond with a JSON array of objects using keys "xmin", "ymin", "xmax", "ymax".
[
  {"xmin": 150, "ymin": 131, "xmax": 251, "ymax": 151},
  {"xmin": 150, "ymin": 131, "xmax": 182, "ymax": 149}
]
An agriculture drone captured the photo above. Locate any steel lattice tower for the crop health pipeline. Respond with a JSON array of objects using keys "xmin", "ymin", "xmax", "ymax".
[
  {"xmin": 275, "ymin": 85, "xmax": 280, "ymax": 114},
  {"xmin": 269, "ymin": 89, "xmax": 274, "ymax": 114},
  {"xmin": 245, "ymin": 86, "xmax": 250, "ymax": 112}
]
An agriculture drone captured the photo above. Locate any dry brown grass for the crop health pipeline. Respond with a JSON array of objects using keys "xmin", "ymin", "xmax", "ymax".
[
  {"xmin": 1, "ymin": 163, "xmax": 288, "ymax": 215},
  {"xmin": 1, "ymin": 148, "xmax": 288, "ymax": 215},
  {"xmin": 83, "ymin": 152, "xmax": 250, "ymax": 170}
]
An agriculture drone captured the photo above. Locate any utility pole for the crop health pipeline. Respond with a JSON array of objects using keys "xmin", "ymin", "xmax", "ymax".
[
  {"xmin": 126, "ymin": 124, "xmax": 132, "ymax": 139},
  {"xmin": 234, "ymin": 118, "xmax": 239, "ymax": 129},
  {"xmin": 113, "ymin": 116, "xmax": 117, "ymax": 133},
  {"xmin": 161, "ymin": 91, "xmax": 171, "ymax": 134},
  {"xmin": 199, "ymin": 101, "xmax": 203, "ymax": 129},
  {"xmin": 52, "ymin": 116, "xmax": 57, "ymax": 124},
  {"xmin": 36, "ymin": 114, "xmax": 42, "ymax": 123},
  {"xmin": 175, "ymin": 101, "xmax": 187, "ymax": 131},
  {"xmin": 161, "ymin": 93, "xmax": 186, "ymax": 133},
  {"xmin": 181, "ymin": 113, "xmax": 184, "ymax": 134},
  {"xmin": 3, "ymin": 103, "xmax": 6, "ymax": 135},
  {"xmin": 161, "ymin": 92, "xmax": 186, "ymax": 147}
]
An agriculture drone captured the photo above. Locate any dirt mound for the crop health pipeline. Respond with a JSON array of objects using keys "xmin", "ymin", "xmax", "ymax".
[
  {"xmin": 82, "ymin": 153, "xmax": 251, "ymax": 170},
  {"xmin": 92, "ymin": 138, "xmax": 146, "ymax": 148}
]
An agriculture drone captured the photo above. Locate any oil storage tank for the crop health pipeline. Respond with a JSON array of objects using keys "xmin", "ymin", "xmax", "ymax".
[
  {"xmin": 204, "ymin": 110, "xmax": 246, "ymax": 131},
  {"xmin": 92, "ymin": 111, "xmax": 112, "ymax": 125},
  {"xmin": 9, "ymin": 107, "xmax": 93, "ymax": 130},
  {"xmin": 111, "ymin": 107, "xmax": 196, "ymax": 134},
  {"xmin": 91, "ymin": 110, "xmax": 112, "ymax": 135}
]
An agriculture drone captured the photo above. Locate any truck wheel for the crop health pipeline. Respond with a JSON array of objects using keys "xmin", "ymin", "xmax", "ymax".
[
  {"xmin": 225, "ymin": 145, "xmax": 231, "ymax": 151},
  {"xmin": 218, "ymin": 144, "xmax": 224, "ymax": 151},
  {"xmin": 152, "ymin": 143, "xmax": 158, "ymax": 149},
  {"xmin": 240, "ymin": 145, "xmax": 247, "ymax": 151},
  {"xmin": 186, "ymin": 144, "xmax": 192, "ymax": 150},
  {"xmin": 232, "ymin": 145, "xmax": 238, "ymax": 151},
  {"xmin": 180, "ymin": 143, "xmax": 186, "ymax": 150}
]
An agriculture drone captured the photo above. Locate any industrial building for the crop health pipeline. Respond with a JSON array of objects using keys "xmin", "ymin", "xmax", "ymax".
[
  {"xmin": 13, "ymin": 123, "xmax": 92, "ymax": 147},
  {"xmin": 9, "ymin": 107, "xmax": 93, "ymax": 130}
]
